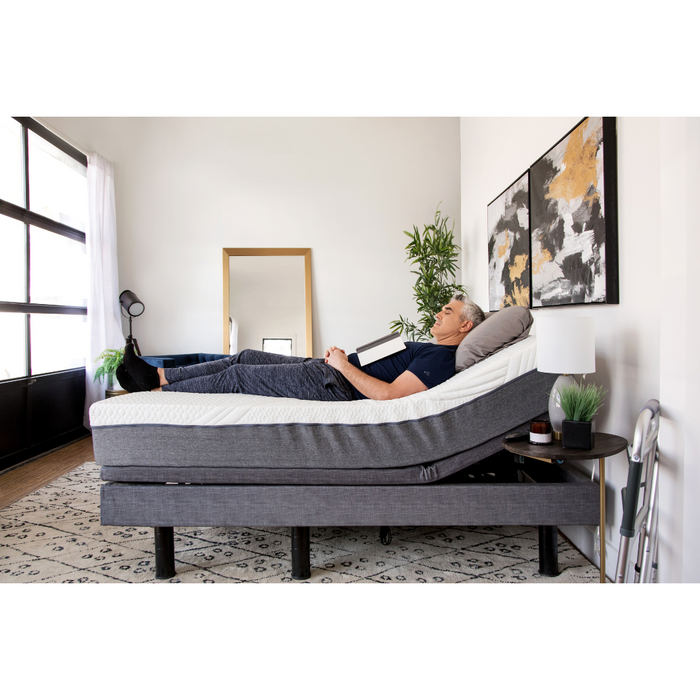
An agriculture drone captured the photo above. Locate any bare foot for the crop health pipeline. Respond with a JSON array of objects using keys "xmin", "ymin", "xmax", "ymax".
[{"xmin": 157, "ymin": 367, "xmax": 168, "ymax": 386}]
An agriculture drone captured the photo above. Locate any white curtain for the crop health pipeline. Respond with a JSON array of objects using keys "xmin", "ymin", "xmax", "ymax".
[{"xmin": 84, "ymin": 153, "xmax": 124, "ymax": 428}]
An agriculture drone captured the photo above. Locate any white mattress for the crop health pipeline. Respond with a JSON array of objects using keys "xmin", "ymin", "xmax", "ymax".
[{"xmin": 89, "ymin": 335, "xmax": 537, "ymax": 428}]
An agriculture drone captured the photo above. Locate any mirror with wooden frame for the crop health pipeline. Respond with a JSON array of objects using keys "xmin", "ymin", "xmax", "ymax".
[{"xmin": 222, "ymin": 248, "xmax": 313, "ymax": 357}]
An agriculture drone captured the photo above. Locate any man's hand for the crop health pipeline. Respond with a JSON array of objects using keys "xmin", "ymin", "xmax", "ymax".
[{"xmin": 324, "ymin": 346, "xmax": 349, "ymax": 371}]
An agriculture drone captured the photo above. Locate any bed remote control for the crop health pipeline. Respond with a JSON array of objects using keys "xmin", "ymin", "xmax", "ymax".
[{"xmin": 504, "ymin": 432, "xmax": 529, "ymax": 442}]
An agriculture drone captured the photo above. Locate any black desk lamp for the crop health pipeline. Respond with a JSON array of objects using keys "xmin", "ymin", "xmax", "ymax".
[{"xmin": 119, "ymin": 289, "xmax": 144, "ymax": 355}]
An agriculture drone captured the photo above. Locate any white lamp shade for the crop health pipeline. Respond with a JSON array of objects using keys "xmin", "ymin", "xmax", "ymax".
[{"xmin": 536, "ymin": 316, "xmax": 596, "ymax": 375}]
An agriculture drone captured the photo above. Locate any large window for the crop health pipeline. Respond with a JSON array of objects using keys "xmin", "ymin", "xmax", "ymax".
[{"xmin": 0, "ymin": 117, "xmax": 88, "ymax": 381}]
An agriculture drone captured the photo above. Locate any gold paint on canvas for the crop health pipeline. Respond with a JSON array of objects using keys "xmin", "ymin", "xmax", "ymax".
[
  {"xmin": 501, "ymin": 253, "xmax": 529, "ymax": 308},
  {"xmin": 509, "ymin": 253, "xmax": 528, "ymax": 283},
  {"xmin": 513, "ymin": 283, "xmax": 529, "ymax": 307},
  {"xmin": 546, "ymin": 118, "xmax": 600, "ymax": 204},
  {"xmin": 498, "ymin": 230, "xmax": 511, "ymax": 258},
  {"xmin": 532, "ymin": 247, "xmax": 552, "ymax": 275},
  {"xmin": 501, "ymin": 284, "xmax": 528, "ymax": 308}
]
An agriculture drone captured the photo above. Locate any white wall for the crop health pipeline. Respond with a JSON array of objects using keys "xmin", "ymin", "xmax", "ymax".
[
  {"xmin": 39, "ymin": 117, "xmax": 461, "ymax": 358},
  {"xmin": 658, "ymin": 119, "xmax": 700, "ymax": 583},
  {"xmin": 461, "ymin": 117, "xmax": 700, "ymax": 582}
]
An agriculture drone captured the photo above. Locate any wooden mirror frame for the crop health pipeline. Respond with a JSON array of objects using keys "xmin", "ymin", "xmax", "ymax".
[{"xmin": 222, "ymin": 248, "xmax": 313, "ymax": 356}]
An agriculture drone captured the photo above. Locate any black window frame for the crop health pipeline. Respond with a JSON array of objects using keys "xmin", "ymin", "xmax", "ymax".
[{"xmin": 0, "ymin": 116, "xmax": 88, "ymax": 379}]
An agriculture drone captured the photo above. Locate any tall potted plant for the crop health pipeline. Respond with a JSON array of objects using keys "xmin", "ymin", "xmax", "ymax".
[
  {"xmin": 390, "ymin": 204, "xmax": 467, "ymax": 341},
  {"xmin": 556, "ymin": 382, "xmax": 607, "ymax": 449},
  {"xmin": 94, "ymin": 347, "xmax": 126, "ymax": 397}
]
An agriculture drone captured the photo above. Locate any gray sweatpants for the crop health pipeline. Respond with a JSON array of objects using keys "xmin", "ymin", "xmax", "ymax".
[{"xmin": 160, "ymin": 349, "xmax": 357, "ymax": 401}]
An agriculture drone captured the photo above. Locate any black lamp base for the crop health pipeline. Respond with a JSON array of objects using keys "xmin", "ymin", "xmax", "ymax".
[{"xmin": 126, "ymin": 333, "xmax": 141, "ymax": 356}]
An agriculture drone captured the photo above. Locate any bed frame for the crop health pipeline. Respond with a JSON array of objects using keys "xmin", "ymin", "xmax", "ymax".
[
  {"xmin": 99, "ymin": 424, "xmax": 599, "ymax": 580},
  {"xmin": 95, "ymin": 357, "xmax": 600, "ymax": 581}
]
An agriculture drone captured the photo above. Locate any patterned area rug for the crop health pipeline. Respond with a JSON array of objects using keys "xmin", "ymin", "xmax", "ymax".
[{"xmin": 0, "ymin": 461, "xmax": 600, "ymax": 583}]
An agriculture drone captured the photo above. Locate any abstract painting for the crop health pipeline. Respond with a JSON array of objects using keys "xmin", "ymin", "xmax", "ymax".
[
  {"xmin": 487, "ymin": 171, "xmax": 530, "ymax": 311},
  {"xmin": 530, "ymin": 117, "xmax": 619, "ymax": 307}
]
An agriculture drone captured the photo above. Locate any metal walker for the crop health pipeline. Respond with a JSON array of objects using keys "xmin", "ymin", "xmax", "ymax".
[{"xmin": 615, "ymin": 400, "xmax": 660, "ymax": 583}]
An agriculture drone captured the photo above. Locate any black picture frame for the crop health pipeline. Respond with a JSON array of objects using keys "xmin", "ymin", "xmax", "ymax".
[
  {"xmin": 486, "ymin": 170, "xmax": 531, "ymax": 312},
  {"xmin": 529, "ymin": 116, "xmax": 619, "ymax": 307}
]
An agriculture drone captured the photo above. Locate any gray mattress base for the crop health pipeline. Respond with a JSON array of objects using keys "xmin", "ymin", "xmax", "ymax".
[
  {"xmin": 101, "ymin": 465, "xmax": 600, "ymax": 528},
  {"xmin": 99, "ymin": 425, "xmax": 530, "ymax": 486}
]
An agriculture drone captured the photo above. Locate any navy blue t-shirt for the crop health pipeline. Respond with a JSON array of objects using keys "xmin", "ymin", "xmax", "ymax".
[{"xmin": 347, "ymin": 342, "xmax": 458, "ymax": 400}]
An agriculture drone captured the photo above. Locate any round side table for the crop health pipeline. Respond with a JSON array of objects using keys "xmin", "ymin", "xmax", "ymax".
[{"xmin": 503, "ymin": 433, "xmax": 628, "ymax": 583}]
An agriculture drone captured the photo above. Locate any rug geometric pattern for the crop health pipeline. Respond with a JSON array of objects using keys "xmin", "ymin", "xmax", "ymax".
[{"xmin": 0, "ymin": 462, "xmax": 600, "ymax": 583}]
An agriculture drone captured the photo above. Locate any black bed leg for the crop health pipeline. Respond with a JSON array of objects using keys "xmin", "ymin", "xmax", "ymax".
[
  {"xmin": 538, "ymin": 526, "xmax": 559, "ymax": 577},
  {"xmin": 154, "ymin": 526, "xmax": 176, "ymax": 580},
  {"xmin": 291, "ymin": 526, "xmax": 311, "ymax": 580}
]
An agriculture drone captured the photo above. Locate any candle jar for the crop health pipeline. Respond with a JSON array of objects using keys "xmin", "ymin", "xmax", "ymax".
[{"xmin": 529, "ymin": 419, "xmax": 552, "ymax": 445}]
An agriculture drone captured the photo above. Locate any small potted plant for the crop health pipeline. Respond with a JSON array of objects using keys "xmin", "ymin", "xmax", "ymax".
[
  {"xmin": 555, "ymin": 382, "xmax": 607, "ymax": 450},
  {"xmin": 94, "ymin": 347, "xmax": 126, "ymax": 397}
]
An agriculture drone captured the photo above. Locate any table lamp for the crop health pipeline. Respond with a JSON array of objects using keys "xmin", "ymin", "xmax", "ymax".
[
  {"xmin": 119, "ymin": 289, "xmax": 145, "ymax": 355},
  {"xmin": 536, "ymin": 316, "xmax": 595, "ymax": 440}
]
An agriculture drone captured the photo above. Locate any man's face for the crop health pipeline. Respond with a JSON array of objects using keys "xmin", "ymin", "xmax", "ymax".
[{"xmin": 430, "ymin": 300, "xmax": 471, "ymax": 341}]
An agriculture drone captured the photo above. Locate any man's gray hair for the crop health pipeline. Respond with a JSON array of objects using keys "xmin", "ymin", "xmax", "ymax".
[{"xmin": 450, "ymin": 293, "xmax": 485, "ymax": 328}]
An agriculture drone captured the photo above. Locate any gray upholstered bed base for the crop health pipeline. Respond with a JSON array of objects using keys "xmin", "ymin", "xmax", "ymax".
[
  {"xmin": 102, "ymin": 466, "xmax": 597, "ymax": 529},
  {"xmin": 99, "ymin": 443, "xmax": 600, "ymax": 581},
  {"xmin": 96, "ymin": 370, "xmax": 600, "ymax": 580}
]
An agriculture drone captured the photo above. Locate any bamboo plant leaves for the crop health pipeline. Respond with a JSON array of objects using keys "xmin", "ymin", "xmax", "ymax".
[{"xmin": 391, "ymin": 206, "xmax": 466, "ymax": 341}]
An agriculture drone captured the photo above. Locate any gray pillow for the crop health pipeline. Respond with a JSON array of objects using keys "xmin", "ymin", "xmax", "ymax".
[{"xmin": 455, "ymin": 305, "xmax": 533, "ymax": 372}]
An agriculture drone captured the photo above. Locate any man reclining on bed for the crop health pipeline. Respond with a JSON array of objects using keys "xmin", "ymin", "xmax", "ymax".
[{"xmin": 117, "ymin": 294, "xmax": 485, "ymax": 402}]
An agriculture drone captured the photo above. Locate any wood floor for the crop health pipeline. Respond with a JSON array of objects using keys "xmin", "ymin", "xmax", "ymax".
[{"xmin": 0, "ymin": 437, "xmax": 94, "ymax": 510}]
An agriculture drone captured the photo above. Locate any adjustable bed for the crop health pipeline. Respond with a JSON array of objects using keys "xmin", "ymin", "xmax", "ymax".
[{"xmin": 90, "ymin": 309, "xmax": 600, "ymax": 581}]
